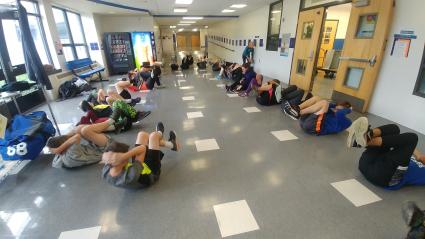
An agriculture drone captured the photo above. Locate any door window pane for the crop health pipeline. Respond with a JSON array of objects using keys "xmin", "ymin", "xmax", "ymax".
[
  {"xmin": 302, "ymin": 21, "xmax": 314, "ymax": 39},
  {"xmin": 344, "ymin": 67, "xmax": 364, "ymax": 89},
  {"xmin": 356, "ymin": 14, "xmax": 378, "ymax": 39},
  {"xmin": 2, "ymin": 20, "xmax": 25, "ymax": 66},
  {"xmin": 52, "ymin": 8, "xmax": 71, "ymax": 44},
  {"xmin": 63, "ymin": 46, "xmax": 75, "ymax": 61},
  {"xmin": 66, "ymin": 12, "xmax": 85, "ymax": 44},
  {"xmin": 297, "ymin": 59, "xmax": 307, "ymax": 75},
  {"xmin": 416, "ymin": 68, "xmax": 425, "ymax": 95},
  {"xmin": 76, "ymin": 46, "xmax": 88, "ymax": 59}
]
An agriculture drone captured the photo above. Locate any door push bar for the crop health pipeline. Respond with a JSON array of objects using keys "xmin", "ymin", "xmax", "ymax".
[{"xmin": 339, "ymin": 55, "xmax": 377, "ymax": 67}]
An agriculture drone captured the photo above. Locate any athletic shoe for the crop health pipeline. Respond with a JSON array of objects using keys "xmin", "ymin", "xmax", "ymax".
[
  {"xmin": 156, "ymin": 122, "xmax": 165, "ymax": 135},
  {"xmin": 282, "ymin": 101, "xmax": 300, "ymax": 120},
  {"xmin": 136, "ymin": 111, "xmax": 151, "ymax": 122},
  {"xmin": 114, "ymin": 117, "xmax": 128, "ymax": 134},
  {"xmin": 239, "ymin": 92, "xmax": 248, "ymax": 97},
  {"xmin": 216, "ymin": 75, "xmax": 222, "ymax": 80},
  {"xmin": 346, "ymin": 117, "xmax": 369, "ymax": 148},
  {"xmin": 169, "ymin": 131, "xmax": 179, "ymax": 151},
  {"xmin": 225, "ymin": 85, "xmax": 230, "ymax": 92},
  {"xmin": 129, "ymin": 97, "xmax": 141, "ymax": 106}
]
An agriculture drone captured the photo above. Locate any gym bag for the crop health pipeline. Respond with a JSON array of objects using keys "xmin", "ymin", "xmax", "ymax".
[{"xmin": 0, "ymin": 111, "xmax": 56, "ymax": 161}]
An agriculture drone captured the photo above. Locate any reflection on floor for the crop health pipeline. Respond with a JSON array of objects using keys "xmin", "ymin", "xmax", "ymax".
[
  {"xmin": 311, "ymin": 72, "xmax": 336, "ymax": 99},
  {"xmin": 0, "ymin": 68, "xmax": 424, "ymax": 239}
]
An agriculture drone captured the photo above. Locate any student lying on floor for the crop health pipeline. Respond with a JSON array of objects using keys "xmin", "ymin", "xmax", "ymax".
[
  {"xmin": 86, "ymin": 87, "xmax": 140, "ymax": 107},
  {"xmin": 47, "ymin": 119, "xmax": 123, "ymax": 168},
  {"xmin": 347, "ymin": 117, "xmax": 425, "ymax": 190},
  {"xmin": 225, "ymin": 63, "xmax": 256, "ymax": 93},
  {"xmin": 239, "ymin": 74, "xmax": 263, "ymax": 97},
  {"xmin": 101, "ymin": 122, "xmax": 179, "ymax": 189},
  {"xmin": 283, "ymin": 96, "xmax": 352, "ymax": 136}
]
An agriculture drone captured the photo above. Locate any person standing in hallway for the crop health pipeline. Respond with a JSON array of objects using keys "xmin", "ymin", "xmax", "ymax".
[{"xmin": 242, "ymin": 41, "xmax": 255, "ymax": 64}]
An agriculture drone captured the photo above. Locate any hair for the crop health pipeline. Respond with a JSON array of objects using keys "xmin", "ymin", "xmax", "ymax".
[
  {"xmin": 242, "ymin": 63, "xmax": 251, "ymax": 69},
  {"xmin": 337, "ymin": 101, "xmax": 352, "ymax": 109},
  {"xmin": 47, "ymin": 135, "xmax": 72, "ymax": 148},
  {"xmin": 80, "ymin": 100, "xmax": 93, "ymax": 112},
  {"xmin": 104, "ymin": 141, "xmax": 130, "ymax": 153}
]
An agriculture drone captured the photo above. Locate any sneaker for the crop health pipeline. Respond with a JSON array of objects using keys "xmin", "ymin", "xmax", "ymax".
[
  {"xmin": 168, "ymin": 131, "xmax": 179, "ymax": 151},
  {"xmin": 346, "ymin": 117, "xmax": 369, "ymax": 148},
  {"xmin": 114, "ymin": 117, "xmax": 128, "ymax": 134},
  {"xmin": 282, "ymin": 101, "xmax": 300, "ymax": 120},
  {"xmin": 130, "ymin": 97, "xmax": 141, "ymax": 106},
  {"xmin": 216, "ymin": 75, "xmax": 222, "ymax": 80},
  {"xmin": 136, "ymin": 111, "xmax": 151, "ymax": 121},
  {"xmin": 225, "ymin": 85, "xmax": 230, "ymax": 92},
  {"xmin": 156, "ymin": 122, "xmax": 164, "ymax": 135},
  {"xmin": 239, "ymin": 92, "xmax": 248, "ymax": 97}
]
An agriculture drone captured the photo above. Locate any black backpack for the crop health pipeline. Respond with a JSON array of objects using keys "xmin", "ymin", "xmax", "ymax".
[
  {"xmin": 58, "ymin": 80, "xmax": 80, "ymax": 100},
  {"xmin": 212, "ymin": 62, "xmax": 221, "ymax": 71},
  {"xmin": 171, "ymin": 64, "xmax": 179, "ymax": 71}
]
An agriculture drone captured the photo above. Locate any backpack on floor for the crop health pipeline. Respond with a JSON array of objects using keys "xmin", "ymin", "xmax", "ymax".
[
  {"xmin": 212, "ymin": 62, "xmax": 221, "ymax": 71},
  {"xmin": 171, "ymin": 64, "xmax": 179, "ymax": 71},
  {"xmin": 0, "ymin": 111, "xmax": 56, "ymax": 161},
  {"xmin": 198, "ymin": 62, "xmax": 207, "ymax": 69},
  {"xmin": 181, "ymin": 63, "xmax": 189, "ymax": 70}
]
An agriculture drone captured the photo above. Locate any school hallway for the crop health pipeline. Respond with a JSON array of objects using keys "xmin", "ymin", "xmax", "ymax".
[{"xmin": 0, "ymin": 68, "xmax": 424, "ymax": 239}]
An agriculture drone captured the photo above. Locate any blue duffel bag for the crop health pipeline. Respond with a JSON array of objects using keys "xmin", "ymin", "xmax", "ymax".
[{"xmin": 0, "ymin": 111, "xmax": 56, "ymax": 161}]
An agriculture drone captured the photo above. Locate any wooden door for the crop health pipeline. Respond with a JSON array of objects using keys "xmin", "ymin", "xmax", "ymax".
[
  {"xmin": 332, "ymin": 0, "xmax": 394, "ymax": 112},
  {"xmin": 177, "ymin": 35, "xmax": 186, "ymax": 48},
  {"xmin": 191, "ymin": 35, "xmax": 200, "ymax": 48},
  {"xmin": 290, "ymin": 7, "xmax": 325, "ymax": 90}
]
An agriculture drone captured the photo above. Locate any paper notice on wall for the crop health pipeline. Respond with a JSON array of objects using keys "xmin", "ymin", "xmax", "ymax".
[
  {"xmin": 0, "ymin": 114, "xmax": 7, "ymax": 139},
  {"xmin": 391, "ymin": 38, "xmax": 411, "ymax": 58},
  {"xmin": 280, "ymin": 33, "xmax": 291, "ymax": 57}
]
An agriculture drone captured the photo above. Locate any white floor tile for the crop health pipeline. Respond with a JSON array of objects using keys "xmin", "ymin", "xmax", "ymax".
[
  {"xmin": 58, "ymin": 226, "xmax": 101, "ymax": 239},
  {"xmin": 180, "ymin": 86, "xmax": 194, "ymax": 90},
  {"xmin": 214, "ymin": 200, "xmax": 259, "ymax": 238},
  {"xmin": 331, "ymin": 179, "xmax": 382, "ymax": 207},
  {"xmin": 209, "ymin": 78, "xmax": 218, "ymax": 81},
  {"xmin": 182, "ymin": 96, "xmax": 195, "ymax": 101},
  {"xmin": 227, "ymin": 94, "xmax": 239, "ymax": 98},
  {"xmin": 195, "ymin": 138, "xmax": 220, "ymax": 152},
  {"xmin": 270, "ymin": 130, "xmax": 298, "ymax": 141},
  {"xmin": 178, "ymin": 79, "xmax": 186, "ymax": 84},
  {"xmin": 243, "ymin": 107, "xmax": 261, "ymax": 113},
  {"xmin": 187, "ymin": 111, "xmax": 204, "ymax": 119},
  {"xmin": 216, "ymin": 84, "xmax": 225, "ymax": 88}
]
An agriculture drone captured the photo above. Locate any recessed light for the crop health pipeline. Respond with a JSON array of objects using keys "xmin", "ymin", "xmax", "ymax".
[
  {"xmin": 180, "ymin": 21, "xmax": 196, "ymax": 24},
  {"xmin": 178, "ymin": 23, "xmax": 191, "ymax": 26},
  {"xmin": 174, "ymin": 8, "xmax": 188, "ymax": 13},
  {"xmin": 183, "ymin": 16, "xmax": 203, "ymax": 20},
  {"xmin": 170, "ymin": 25, "xmax": 176, "ymax": 28},
  {"xmin": 192, "ymin": 28, "xmax": 198, "ymax": 31},
  {"xmin": 222, "ymin": 9, "xmax": 235, "ymax": 13},
  {"xmin": 272, "ymin": 10, "xmax": 281, "ymax": 14},
  {"xmin": 175, "ymin": 0, "xmax": 193, "ymax": 4},
  {"xmin": 230, "ymin": 4, "xmax": 247, "ymax": 8},
  {"xmin": 204, "ymin": 26, "xmax": 208, "ymax": 28},
  {"xmin": 178, "ymin": 28, "xmax": 184, "ymax": 32}
]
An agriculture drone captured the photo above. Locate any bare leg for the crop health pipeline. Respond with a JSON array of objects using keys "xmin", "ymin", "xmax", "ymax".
[
  {"xmin": 148, "ymin": 132, "xmax": 161, "ymax": 150},
  {"xmin": 80, "ymin": 120, "xmax": 112, "ymax": 147},
  {"xmin": 115, "ymin": 81, "xmax": 131, "ymax": 94},
  {"xmin": 136, "ymin": 131, "xmax": 149, "ymax": 146},
  {"xmin": 300, "ymin": 100, "xmax": 329, "ymax": 115},
  {"xmin": 299, "ymin": 96, "xmax": 322, "ymax": 110}
]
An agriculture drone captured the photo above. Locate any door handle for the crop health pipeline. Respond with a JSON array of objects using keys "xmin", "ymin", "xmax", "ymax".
[
  {"xmin": 308, "ymin": 50, "xmax": 315, "ymax": 60},
  {"xmin": 339, "ymin": 55, "xmax": 377, "ymax": 67}
]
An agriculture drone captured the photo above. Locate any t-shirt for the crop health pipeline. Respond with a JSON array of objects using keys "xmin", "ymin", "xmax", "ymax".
[
  {"xmin": 319, "ymin": 103, "xmax": 352, "ymax": 135},
  {"xmin": 52, "ymin": 140, "xmax": 106, "ymax": 168},
  {"xmin": 243, "ymin": 47, "xmax": 254, "ymax": 58},
  {"xmin": 242, "ymin": 70, "xmax": 256, "ymax": 90}
]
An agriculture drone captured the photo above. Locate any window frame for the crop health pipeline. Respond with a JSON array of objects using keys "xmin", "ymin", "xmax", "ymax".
[
  {"xmin": 52, "ymin": 6, "xmax": 89, "ymax": 62},
  {"xmin": 413, "ymin": 44, "xmax": 425, "ymax": 98},
  {"xmin": 266, "ymin": 0, "xmax": 283, "ymax": 52}
]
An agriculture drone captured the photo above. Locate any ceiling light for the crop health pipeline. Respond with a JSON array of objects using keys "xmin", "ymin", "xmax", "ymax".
[
  {"xmin": 178, "ymin": 28, "xmax": 184, "ymax": 32},
  {"xmin": 204, "ymin": 26, "xmax": 208, "ymax": 28},
  {"xmin": 192, "ymin": 28, "xmax": 198, "ymax": 31},
  {"xmin": 170, "ymin": 25, "xmax": 176, "ymax": 28},
  {"xmin": 183, "ymin": 16, "xmax": 203, "ymax": 20},
  {"xmin": 222, "ymin": 9, "xmax": 235, "ymax": 13},
  {"xmin": 271, "ymin": 10, "xmax": 281, "ymax": 14},
  {"xmin": 180, "ymin": 21, "xmax": 196, "ymax": 24},
  {"xmin": 175, "ymin": 0, "xmax": 193, "ymax": 4},
  {"xmin": 230, "ymin": 4, "xmax": 247, "ymax": 8},
  {"xmin": 178, "ymin": 23, "xmax": 191, "ymax": 26},
  {"xmin": 174, "ymin": 8, "xmax": 188, "ymax": 13}
]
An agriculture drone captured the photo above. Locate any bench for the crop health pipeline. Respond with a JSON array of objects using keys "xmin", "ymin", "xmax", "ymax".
[{"xmin": 66, "ymin": 58, "xmax": 106, "ymax": 81}]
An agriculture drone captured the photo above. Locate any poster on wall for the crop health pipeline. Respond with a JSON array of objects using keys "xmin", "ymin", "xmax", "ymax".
[
  {"xmin": 390, "ymin": 30, "xmax": 417, "ymax": 58},
  {"xmin": 280, "ymin": 33, "xmax": 291, "ymax": 57},
  {"xmin": 132, "ymin": 32, "xmax": 155, "ymax": 68}
]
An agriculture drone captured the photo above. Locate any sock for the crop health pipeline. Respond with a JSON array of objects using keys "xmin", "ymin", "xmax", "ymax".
[{"xmin": 164, "ymin": 141, "xmax": 173, "ymax": 149}]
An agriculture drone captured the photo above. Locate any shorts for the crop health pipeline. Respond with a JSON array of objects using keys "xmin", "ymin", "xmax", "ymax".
[
  {"xmin": 119, "ymin": 89, "xmax": 132, "ymax": 100},
  {"xmin": 299, "ymin": 113, "xmax": 325, "ymax": 135}
]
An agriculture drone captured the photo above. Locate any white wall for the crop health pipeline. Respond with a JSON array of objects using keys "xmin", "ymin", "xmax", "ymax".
[
  {"xmin": 326, "ymin": 3, "xmax": 351, "ymax": 39},
  {"xmin": 208, "ymin": 0, "xmax": 300, "ymax": 84},
  {"xmin": 81, "ymin": 13, "xmax": 103, "ymax": 66},
  {"xmin": 369, "ymin": 0, "xmax": 425, "ymax": 134},
  {"xmin": 160, "ymin": 29, "xmax": 175, "ymax": 58},
  {"xmin": 96, "ymin": 15, "xmax": 154, "ymax": 34}
]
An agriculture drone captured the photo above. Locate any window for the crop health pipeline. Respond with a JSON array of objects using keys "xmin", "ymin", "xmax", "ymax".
[
  {"xmin": 301, "ymin": 0, "xmax": 351, "ymax": 10},
  {"xmin": 266, "ymin": 1, "xmax": 283, "ymax": 51},
  {"xmin": 52, "ymin": 7, "xmax": 88, "ymax": 62},
  {"xmin": 414, "ymin": 45, "xmax": 425, "ymax": 98}
]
